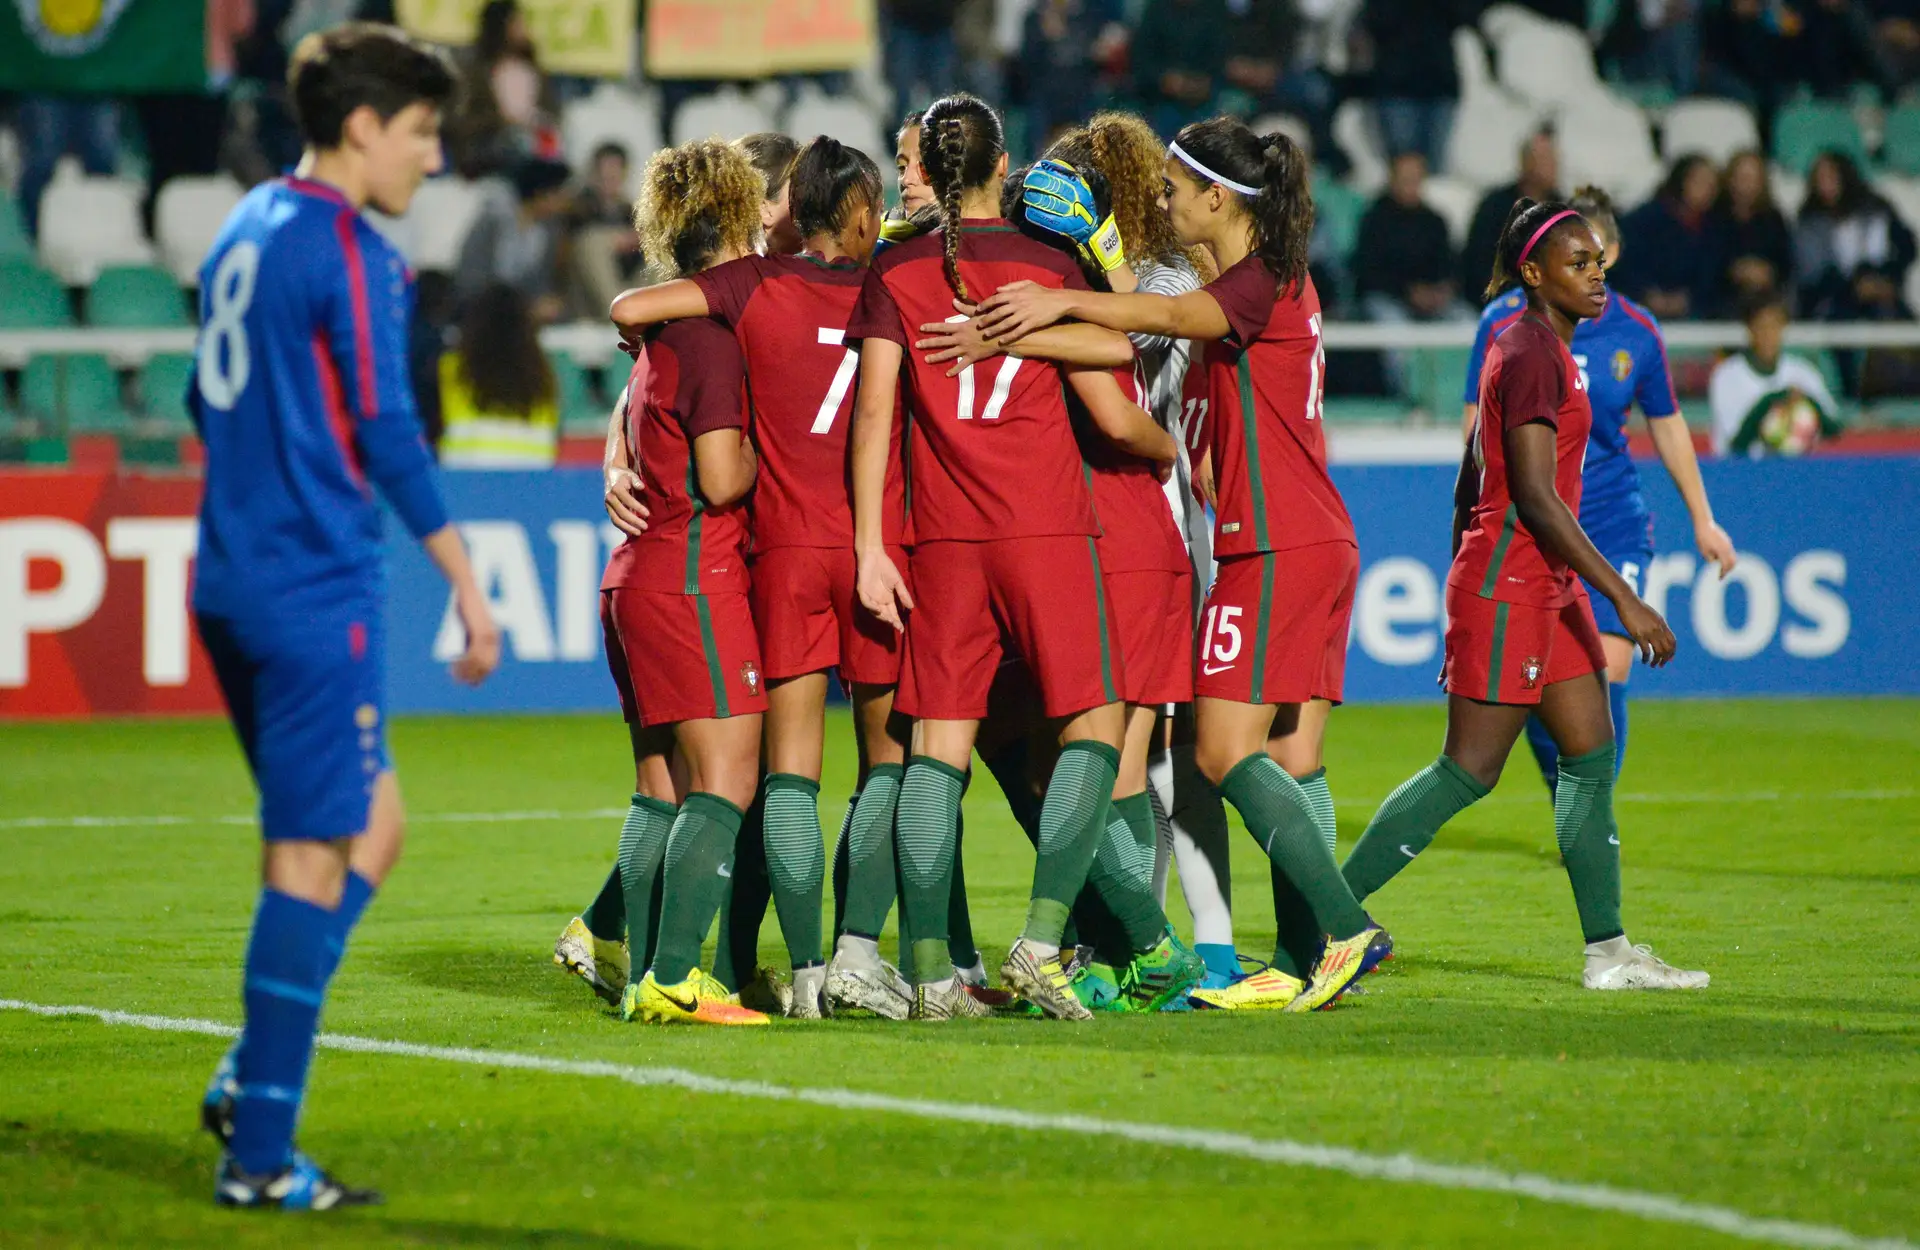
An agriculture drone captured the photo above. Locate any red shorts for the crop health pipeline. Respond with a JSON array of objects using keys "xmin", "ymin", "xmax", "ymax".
[
  {"xmin": 748, "ymin": 544, "xmax": 903, "ymax": 687},
  {"xmin": 1106, "ymin": 568, "xmax": 1195, "ymax": 706},
  {"xmin": 1443, "ymin": 583, "xmax": 1606, "ymax": 705},
  {"xmin": 602, "ymin": 588, "xmax": 769, "ymax": 727},
  {"xmin": 1194, "ymin": 542, "xmax": 1358, "ymax": 706},
  {"xmin": 897, "ymin": 536, "xmax": 1125, "ymax": 721}
]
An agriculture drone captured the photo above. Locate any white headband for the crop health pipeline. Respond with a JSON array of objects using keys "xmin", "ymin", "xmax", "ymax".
[{"xmin": 1168, "ymin": 142, "xmax": 1260, "ymax": 197}]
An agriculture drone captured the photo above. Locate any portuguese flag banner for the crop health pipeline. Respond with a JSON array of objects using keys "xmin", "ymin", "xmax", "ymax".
[{"xmin": 0, "ymin": 0, "xmax": 207, "ymax": 94}]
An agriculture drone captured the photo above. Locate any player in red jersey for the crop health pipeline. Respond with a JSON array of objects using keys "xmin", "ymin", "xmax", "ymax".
[
  {"xmin": 846, "ymin": 93, "xmax": 1181, "ymax": 1021},
  {"xmin": 592, "ymin": 140, "xmax": 772, "ymax": 1027},
  {"xmin": 607, "ymin": 137, "xmax": 916, "ymax": 1018},
  {"xmin": 973, "ymin": 117, "xmax": 1385, "ymax": 1013},
  {"xmin": 1340, "ymin": 200, "xmax": 1708, "ymax": 992}
]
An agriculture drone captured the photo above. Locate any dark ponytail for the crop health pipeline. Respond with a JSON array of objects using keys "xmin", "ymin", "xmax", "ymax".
[
  {"xmin": 918, "ymin": 92, "xmax": 1005, "ymax": 300},
  {"xmin": 1484, "ymin": 196, "xmax": 1582, "ymax": 303},
  {"xmin": 1169, "ymin": 116, "xmax": 1312, "ymax": 295},
  {"xmin": 790, "ymin": 135, "xmax": 883, "ymax": 241}
]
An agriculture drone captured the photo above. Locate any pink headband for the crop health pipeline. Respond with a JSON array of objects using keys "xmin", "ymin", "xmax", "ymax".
[{"xmin": 1518, "ymin": 209, "xmax": 1579, "ymax": 266}]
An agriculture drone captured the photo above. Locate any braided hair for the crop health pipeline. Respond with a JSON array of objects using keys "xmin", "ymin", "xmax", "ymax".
[
  {"xmin": 1168, "ymin": 116, "xmax": 1313, "ymax": 295},
  {"xmin": 918, "ymin": 93, "xmax": 1005, "ymax": 301},
  {"xmin": 1483, "ymin": 197, "xmax": 1585, "ymax": 303}
]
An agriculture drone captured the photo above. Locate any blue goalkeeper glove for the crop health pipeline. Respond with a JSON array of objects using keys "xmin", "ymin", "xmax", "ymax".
[{"xmin": 1022, "ymin": 159, "xmax": 1127, "ymax": 273}]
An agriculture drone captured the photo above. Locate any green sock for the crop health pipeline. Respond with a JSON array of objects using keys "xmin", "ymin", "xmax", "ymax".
[
  {"xmin": 830, "ymin": 788, "xmax": 858, "ymax": 938},
  {"xmin": 1218, "ymin": 753, "xmax": 1368, "ymax": 941},
  {"xmin": 763, "ymin": 773, "xmax": 825, "ymax": 968},
  {"xmin": 1024, "ymin": 740, "xmax": 1120, "ymax": 947},
  {"xmin": 617, "ymin": 795, "xmax": 677, "ymax": 973},
  {"xmin": 579, "ymin": 865, "xmax": 624, "ymax": 942},
  {"xmin": 897, "ymin": 756, "xmax": 964, "ymax": 984},
  {"xmin": 1556, "ymin": 744, "xmax": 1625, "ymax": 943},
  {"xmin": 1341, "ymin": 755, "xmax": 1490, "ymax": 902},
  {"xmin": 711, "ymin": 789, "xmax": 769, "ymax": 992},
  {"xmin": 651, "ymin": 792, "xmax": 746, "ymax": 985},
  {"xmin": 948, "ymin": 810, "xmax": 980, "ymax": 970},
  {"xmin": 1084, "ymin": 792, "xmax": 1170, "ymax": 955},
  {"xmin": 841, "ymin": 766, "xmax": 900, "ymax": 938},
  {"xmin": 1298, "ymin": 767, "xmax": 1338, "ymax": 855}
]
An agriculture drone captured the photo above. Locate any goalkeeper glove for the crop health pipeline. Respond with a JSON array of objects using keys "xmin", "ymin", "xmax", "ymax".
[{"xmin": 1022, "ymin": 158, "xmax": 1127, "ymax": 273}]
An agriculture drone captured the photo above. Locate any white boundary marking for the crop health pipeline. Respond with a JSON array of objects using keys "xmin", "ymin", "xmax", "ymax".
[{"xmin": 1, "ymin": 999, "xmax": 1909, "ymax": 1250}]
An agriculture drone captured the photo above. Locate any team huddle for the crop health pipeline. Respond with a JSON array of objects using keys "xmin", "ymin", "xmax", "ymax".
[{"xmin": 185, "ymin": 22, "xmax": 1715, "ymax": 1210}]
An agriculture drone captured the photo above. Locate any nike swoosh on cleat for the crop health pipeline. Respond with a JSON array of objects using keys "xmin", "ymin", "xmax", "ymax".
[{"xmin": 660, "ymin": 987, "xmax": 700, "ymax": 1013}]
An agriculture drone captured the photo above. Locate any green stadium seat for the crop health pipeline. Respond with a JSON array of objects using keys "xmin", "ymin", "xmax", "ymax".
[
  {"xmin": 0, "ymin": 260, "xmax": 74, "ymax": 328},
  {"xmin": 1772, "ymin": 102, "xmax": 1867, "ymax": 174},
  {"xmin": 119, "ymin": 434, "xmax": 185, "ymax": 467},
  {"xmin": 1323, "ymin": 397, "xmax": 1414, "ymax": 424},
  {"xmin": 1413, "ymin": 348, "xmax": 1473, "ymax": 417},
  {"xmin": 1885, "ymin": 106, "xmax": 1920, "ymax": 176},
  {"xmin": 87, "ymin": 265, "xmax": 191, "ymax": 328},
  {"xmin": 138, "ymin": 352, "xmax": 198, "ymax": 427},
  {"xmin": 1312, "ymin": 176, "xmax": 1365, "ymax": 262},
  {"xmin": 0, "ymin": 199, "xmax": 31, "ymax": 262},
  {"xmin": 550, "ymin": 353, "xmax": 605, "ymax": 434},
  {"xmin": 21, "ymin": 354, "xmax": 128, "ymax": 432},
  {"xmin": 0, "ymin": 435, "xmax": 69, "ymax": 465}
]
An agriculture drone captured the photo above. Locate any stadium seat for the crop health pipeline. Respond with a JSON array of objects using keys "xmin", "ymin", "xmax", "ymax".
[
  {"xmin": 670, "ymin": 88, "xmax": 776, "ymax": 147},
  {"xmin": 550, "ymin": 352, "xmax": 604, "ymax": 432},
  {"xmin": 1453, "ymin": 25, "xmax": 1495, "ymax": 96},
  {"xmin": 1481, "ymin": 6, "xmax": 1603, "ymax": 107},
  {"xmin": 397, "ymin": 176, "xmax": 486, "ymax": 274},
  {"xmin": 86, "ymin": 265, "xmax": 190, "ymax": 328},
  {"xmin": 562, "ymin": 83, "xmax": 663, "ymax": 173},
  {"xmin": 0, "ymin": 260, "xmax": 74, "ymax": 327},
  {"xmin": 1661, "ymin": 98, "xmax": 1762, "ymax": 165},
  {"xmin": 785, "ymin": 92, "xmax": 888, "ymax": 167},
  {"xmin": 1772, "ymin": 101, "xmax": 1868, "ymax": 174},
  {"xmin": 138, "ymin": 352, "xmax": 198, "ymax": 427},
  {"xmin": 153, "ymin": 174, "xmax": 245, "ymax": 286},
  {"xmin": 1323, "ymin": 397, "xmax": 1414, "ymax": 424},
  {"xmin": 21, "ymin": 354, "xmax": 127, "ymax": 432},
  {"xmin": 1422, "ymin": 176, "xmax": 1480, "ymax": 248},
  {"xmin": 37, "ymin": 175, "xmax": 154, "ymax": 286},
  {"xmin": 1442, "ymin": 87, "xmax": 1542, "ymax": 189},
  {"xmin": 1770, "ymin": 167, "xmax": 1807, "ymax": 216},
  {"xmin": 0, "ymin": 435, "xmax": 69, "ymax": 465},
  {"xmin": 1882, "ymin": 105, "xmax": 1920, "ymax": 176},
  {"xmin": 1332, "ymin": 101, "xmax": 1388, "ymax": 195},
  {"xmin": 0, "ymin": 197, "xmax": 31, "ymax": 262},
  {"xmin": 1557, "ymin": 90, "xmax": 1662, "ymax": 205},
  {"xmin": 1413, "ymin": 348, "xmax": 1474, "ymax": 417},
  {"xmin": 1249, "ymin": 113, "xmax": 1312, "ymax": 158},
  {"xmin": 1311, "ymin": 175, "xmax": 1365, "ymax": 261}
]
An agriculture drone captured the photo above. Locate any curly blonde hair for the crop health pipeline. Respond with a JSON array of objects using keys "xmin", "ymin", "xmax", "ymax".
[
  {"xmin": 1048, "ymin": 111, "xmax": 1187, "ymax": 270},
  {"xmin": 635, "ymin": 139, "xmax": 764, "ymax": 280}
]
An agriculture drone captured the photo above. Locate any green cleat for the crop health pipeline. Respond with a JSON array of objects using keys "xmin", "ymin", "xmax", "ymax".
[
  {"xmin": 1119, "ymin": 930, "xmax": 1207, "ymax": 1013},
  {"xmin": 1070, "ymin": 962, "xmax": 1125, "ymax": 1012}
]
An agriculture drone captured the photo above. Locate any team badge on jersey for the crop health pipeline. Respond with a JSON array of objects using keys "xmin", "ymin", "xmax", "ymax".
[
  {"xmin": 1612, "ymin": 350, "xmax": 1634, "ymax": 383},
  {"xmin": 741, "ymin": 660, "xmax": 760, "ymax": 695},
  {"xmin": 1521, "ymin": 656, "xmax": 1544, "ymax": 690}
]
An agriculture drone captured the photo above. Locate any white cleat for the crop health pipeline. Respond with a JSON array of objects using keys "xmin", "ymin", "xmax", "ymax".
[
  {"xmin": 826, "ymin": 937, "xmax": 913, "ymax": 1020},
  {"xmin": 1584, "ymin": 942, "xmax": 1710, "ymax": 990},
  {"xmin": 788, "ymin": 965, "xmax": 831, "ymax": 1019},
  {"xmin": 1000, "ymin": 938, "xmax": 1093, "ymax": 1022},
  {"xmin": 909, "ymin": 977, "xmax": 992, "ymax": 1021},
  {"xmin": 553, "ymin": 916, "xmax": 628, "ymax": 1005},
  {"xmin": 735, "ymin": 966, "xmax": 794, "ymax": 1016}
]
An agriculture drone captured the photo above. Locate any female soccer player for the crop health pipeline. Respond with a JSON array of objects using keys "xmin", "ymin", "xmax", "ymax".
[
  {"xmin": 972, "ymin": 117, "xmax": 1386, "ymax": 1013},
  {"xmin": 1343, "ymin": 199, "xmax": 1709, "ymax": 991},
  {"xmin": 738, "ymin": 131, "xmax": 803, "ymax": 255},
  {"xmin": 599, "ymin": 139, "xmax": 772, "ymax": 1026},
  {"xmin": 607, "ymin": 137, "xmax": 915, "ymax": 1019},
  {"xmin": 1461, "ymin": 186, "xmax": 1736, "ymax": 792},
  {"xmin": 846, "ymin": 92, "xmax": 1177, "ymax": 1021}
]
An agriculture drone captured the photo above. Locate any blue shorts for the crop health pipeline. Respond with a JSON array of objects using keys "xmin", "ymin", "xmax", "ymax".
[
  {"xmin": 1581, "ymin": 521, "xmax": 1654, "ymax": 640},
  {"xmin": 197, "ymin": 602, "xmax": 390, "ymax": 842}
]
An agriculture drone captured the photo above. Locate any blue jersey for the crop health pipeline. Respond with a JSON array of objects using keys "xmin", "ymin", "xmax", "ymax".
[
  {"xmin": 190, "ymin": 176, "xmax": 447, "ymax": 618},
  {"xmin": 1464, "ymin": 287, "xmax": 1679, "ymax": 544}
]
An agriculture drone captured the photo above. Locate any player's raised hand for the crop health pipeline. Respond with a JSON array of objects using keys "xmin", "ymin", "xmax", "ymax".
[
  {"xmin": 604, "ymin": 465, "xmax": 649, "ymax": 537},
  {"xmin": 451, "ymin": 592, "xmax": 502, "ymax": 685},
  {"xmin": 916, "ymin": 304, "xmax": 1004, "ymax": 375},
  {"xmin": 1696, "ymin": 520, "xmax": 1737, "ymax": 578},
  {"xmin": 1616, "ymin": 595, "xmax": 1677, "ymax": 668},
  {"xmin": 972, "ymin": 281, "xmax": 1075, "ymax": 343},
  {"xmin": 856, "ymin": 546, "xmax": 914, "ymax": 633}
]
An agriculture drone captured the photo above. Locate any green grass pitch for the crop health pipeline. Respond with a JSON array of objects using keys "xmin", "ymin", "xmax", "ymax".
[{"xmin": 2, "ymin": 699, "xmax": 1915, "ymax": 1248}]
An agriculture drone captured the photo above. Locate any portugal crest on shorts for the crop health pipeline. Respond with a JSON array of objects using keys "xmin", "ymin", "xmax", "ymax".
[
  {"xmin": 1521, "ymin": 656, "xmax": 1544, "ymax": 690},
  {"xmin": 1612, "ymin": 350, "xmax": 1634, "ymax": 383},
  {"xmin": 19, "ymin": 0, "xmax": 134, "ymax": 54},
  {"xmin": 741, "ymin": 660, "xmax": 760, "ymax": 695}
]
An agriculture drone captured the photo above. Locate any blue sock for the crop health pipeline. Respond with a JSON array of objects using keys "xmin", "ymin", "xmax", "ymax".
[
  {"xmin": 1195, "ymin": 942, "xmax": 1239, "ymax": 981},
  {"xmin": 1609, "ymin": 682, "xmax": 1630, "ymax": 779},
  {"xmin": 1523, "ymin": 712, "xmax": 1560, "ymax": 793},
  {"xmin": 320, "ymin": 870, "xmax": 376, "ymax": 987},
  {"xmin": 230, "ymin": 888, "xmax": 332, "ymax": 1176}
]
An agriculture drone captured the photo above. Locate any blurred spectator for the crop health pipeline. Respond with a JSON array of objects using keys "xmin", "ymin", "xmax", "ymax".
[
  {"xmin": 1785, "ymin": 0, "xmax": 1879, "ymax": 98},
  {"xmin": 1018, "ymin": 0, "xmax": 1107, "ymax": 147},
  {"xmin": 1631, "ymin": 0, "xmax": 1703, "ymax": 97},
  {"xmin": 956, "ymin": 0, "xmax": 1009, "ymax": 107},
  {"xmin": 13, "ymin": 98, "xmax": 119, "ymax": 239},
  {"xmin": 1461, "ymin": 129, "xmax": 1560, "ymax": 297},
  {"xmin": 1223, "ymin": 0, "xmax": 1340, "ymax": 175},
  {"xmin": 1134, "ymin": 0, "xmax": 1231, "ymax": 139},
  {"xmin": 569, "ymin": 142, "xmax": 643, "ymax": 322},
  {"xmin": 1359, "ymin": 0, "xmax": 1472, "ymax": 173},
  {"xmin": 1703, "ymin": 0, "xmax": 1782, "ymax": 141},
  {"xmin": 438, "ymin": 284, "xmax": 560, "ymax": 469},
  {"xmin": 1871, "ymin": 0, "xmax": 1920, "ymax": 92},
  {"xmin": 1355, "ymin": 152, "xmax": 1468, "ymax": 394},
  {"xmin": 455, "ymin": 156, "xmax": 573, "ymax": 324},
  {"xmin": 1714, "ymin": 149, "xmax": 1795, "ymax": 309},
  {"xmin": 1794, "ymin": 149, "xmax": 1917, "ymax": 321},
  {"xmin": 1614, "ymin": 154, "xmax": 1725, "ymax": 321},
  {"xmin": 449, "ymin": 0, "xmax": 557, "ymax": 179},
  {"xmin": 1709, "ymin": 288, "xmax": 1841, "ymax": 456},
  {"xmin": 883, "ymin": 0, "xmax": 961, "ymax": 113},
  {"xmin": 137, "ymin": 0, "xmax": 251, "ymax": 233}
]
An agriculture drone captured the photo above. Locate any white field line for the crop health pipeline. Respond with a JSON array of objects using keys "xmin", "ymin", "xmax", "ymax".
[
  {"xmin": 1, "ymin": 789, "xmax": 1914, "ymax": 832},
  {"xmin": 1, "ymin": 999, "xmax": 1910, "ymax": 1250}
]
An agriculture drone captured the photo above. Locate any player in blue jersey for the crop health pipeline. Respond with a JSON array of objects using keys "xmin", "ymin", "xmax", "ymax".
[
  {"xmin": 190, "ymin": 24, "xmax": 499, "ymax": 1210},
  {"xmin": 1463, "ymin": 186, "xmax": 1735, "ymax": 787}
]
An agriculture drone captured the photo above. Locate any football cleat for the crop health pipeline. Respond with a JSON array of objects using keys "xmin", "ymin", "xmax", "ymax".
[
  {"xmin": 1118, "ymin": 931, "xmax": 1207, "ymax": 1013},
  {"xmin": 1000, "ymin": 939, "xmax": 1093, "ymax": 1022},
  {"xmin": 214, "ymin": 1151, "xmax": 382, "ymax": 1211},
  {"xmin": 553, "ymin": 916, "xmax": 629, "ymax": 1005},
  {"xmin": 625, "ymin": 969, "xmax": 769, "ymax": 1025},
  {"xmin": 910, "ymin": 978, "xmax": 992, "ymax": 1021},
  {"xmin": 1284, "ymin": 926, "xmax": 1387, "ymax": 1013},
  {"xmin": 733, "ymin": 966, "xmax": 793, "ymax": 1016},
  {"xmin": 1070, "ymin": 962, "xmax": 1124, "ymax": 1012},
  {"xmin": 788, "ymin": 965, "xmax": 831, "ymax": 1019},
  {"xmin": 1191, "ymin": 967, "xmax": 1305, "ymax": 1011},
  {"xmin": 825, "ymin": 945, "xmax": 913, "ymax": 1020},
  {"xmin": 1359, "ymin": 916, "xmax": 1395, "ymax": 976},
  {"xmin": 200, "ymin": 1041, "xmax": 240, "ymax": 1146},
  {"xmin": 1584, "ymin": 943, "xmax": 1710, "ymax": 991},
  {"xmin": 962, "ymin": 983, "xmax": 1020, "ymax": 1011}
]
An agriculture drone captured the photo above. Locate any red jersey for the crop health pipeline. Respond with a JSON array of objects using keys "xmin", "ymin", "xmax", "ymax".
[
  {"xmin": 1202, "ymin": 258, "xmax": 1354, "ymax": 558},
  {"xmin": 1076, "ymin": 362, "xmax": 1188, "ymax": 575},
  {"xmin": 1451, "ymin": 313, "xmax": 1591, "ymax": 608},
  {"xmin": 601, "ymin": 318, "xmax": 751, "ymax": 595},
  {"xmin": 846, "ymin": 218, "xmax": 1098, "ymax": 542},
  {"xmin": 691, "ymin": 251, "xmax": 908, "ymax": 550}
]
